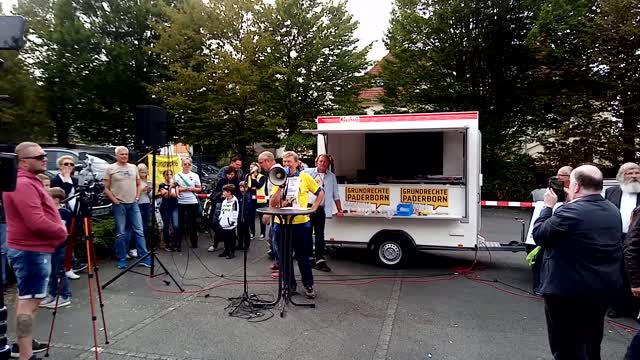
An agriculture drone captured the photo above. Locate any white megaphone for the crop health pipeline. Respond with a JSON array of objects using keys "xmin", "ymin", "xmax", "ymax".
[{"xmin": 268, "ymin": 166, "xmax": 288, "ymax": 187}]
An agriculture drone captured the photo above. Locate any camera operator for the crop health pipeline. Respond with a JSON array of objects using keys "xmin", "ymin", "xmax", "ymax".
[
  {"xmin": 50, "ymin": 155, "xmax": 87, "ymax": 280},
  {"xmin": 104, "ymin": 146, "xmax": 151, "ymax": 269},
  {"xmin": 531, "ymin": 166, "xmax": 572, "ymax": 295},
  {"xmin": 604, "ymin": 162, "xmax": 640, "ymax": 320},
  {"xmin": 532, "ymin": 165, "xmax": 623, "ymax": 360},
  {"xmin": 2, "ymin": 142, "xmax": 68, "ymax": 359}
]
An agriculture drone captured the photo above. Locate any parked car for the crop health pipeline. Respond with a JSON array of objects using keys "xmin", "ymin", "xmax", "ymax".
[
  {"xmin": 43, "ymin": 148, "xmax": 115, "ymax": 179},
  {"xmin": 43, "ymin": 148, "xmax": 113, "ymax": 218}
]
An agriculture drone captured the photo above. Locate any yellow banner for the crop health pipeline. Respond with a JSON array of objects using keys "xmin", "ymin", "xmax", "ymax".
[
  {"xmin": 345, "ymin": 186, "xmax": 390, "ymax": 209},
  {"xmin": 148, "ymin": 155, "xmax": 182, "ymax": 195},
  {"xmin": 400, "ymin": 188, "xmax": 449, "ymax": 209}
]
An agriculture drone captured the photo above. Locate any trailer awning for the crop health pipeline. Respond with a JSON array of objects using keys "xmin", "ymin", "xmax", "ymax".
[{"xmin": 301, "ymin": 128, "xmax": 468, "ymax": 135}]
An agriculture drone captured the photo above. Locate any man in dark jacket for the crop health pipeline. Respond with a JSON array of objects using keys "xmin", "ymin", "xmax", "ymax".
[
  {"xmin": 533, "ymin": 164, "xmax": 623, "ymax": 360},
  {"xmin": 605, "ymin": 162, "xmax": 640, "ymax": 318},
  {"xmin": 623, "ymin": 206, "xmax": 640, "ymax": 359}
]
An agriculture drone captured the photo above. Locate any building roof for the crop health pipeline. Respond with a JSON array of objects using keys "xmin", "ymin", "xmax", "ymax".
[{"xmin": 359, "ymin": 87, "xmax": 384, "ymax": 101}]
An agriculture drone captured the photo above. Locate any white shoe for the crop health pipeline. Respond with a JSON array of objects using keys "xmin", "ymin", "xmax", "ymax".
[
  {"xmin": 129, "ymin": 249, "xmax": 138, "ymax": 258},
  {"xmin": 41, "ymin": 297, "xmax": 71, "ymax": 309},
  {"xmin": 39, "ymin": 295, "xmax": 55, "ymax": 308},
  {"xmin": 207, "ymin": 245, "xmax": 215, "ymax": 252},
  {"xmin": 65, "ymin": 270, "xmax": 80, "ymax": 280}
]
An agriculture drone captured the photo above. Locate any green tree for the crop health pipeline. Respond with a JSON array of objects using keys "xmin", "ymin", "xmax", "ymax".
[
  {"xmin": 16, "ymin": 0, "xmax": 98, "ymax": 145},
  {"xmin": 382, "ymin": 0, "xmax": 541, "ymax": 199},
  {"xmin": 72, "ymin": 0, "xmax": 174, "ymax": 145},
  {"xmin": 0, "ymin": 50, "xmax": 53, "ymax": 143},
  {"xmin": 586, "ymin": 0, "xmax": 640, "ymax": 164},
  {"xmin": 261, "ymin": 0, "xmax": 370, "ymax": 154},
  {"xmin": 152, "ymin": 0, "xmax": 274, "ymax": 157}
]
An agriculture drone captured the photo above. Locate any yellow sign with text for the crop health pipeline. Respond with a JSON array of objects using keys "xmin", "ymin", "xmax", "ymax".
[
  {"xmin": 400, "ymin": 188, "xmax": 449, "ymax": 209},
  {"xmin": 345, "ymin": 186, "xmax": 390, "ymax": 209},
  {"xmin": 148, "ymin": 155, "xmax": 182, "ymax": 195}
]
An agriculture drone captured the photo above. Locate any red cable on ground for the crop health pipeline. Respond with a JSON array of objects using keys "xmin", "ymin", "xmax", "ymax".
[{"xmin": 145, "ymin": 265, "xmax": 640, "ymax": 333}]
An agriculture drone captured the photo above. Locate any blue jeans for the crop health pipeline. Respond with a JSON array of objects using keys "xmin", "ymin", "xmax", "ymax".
[
  {"xmin": 113, "ymin": 203, "xmax": 149, "ymax": 262},
  {"xmin": 160, "ymin": 205, "xmax": 179, "ymax": 248},
  {"xmin": 272, "ymin": 222, "xmax": 313, "ymax": 288},
  {"xmin": 0, "ymin": 223, "xmax": 7, "ymax": 285},
  {"xmin": 124, "ymin": 203, "xmax": 151, "ymax": 250},
  {"xmin": 48, "ymin": 245, "xmax": 71, "ymax": 298},
  {"xmin": 7, "ymin": 248, "xmax": 51, "ymax": 299}
]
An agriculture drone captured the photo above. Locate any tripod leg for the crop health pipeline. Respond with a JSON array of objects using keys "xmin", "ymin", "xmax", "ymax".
[
  {"xmin": 44, "ymin": 274, "xmax": 64, "ymax": 358},
  {"xmin": 151, "ymin": 254, "xmax": 185, "ymax": 292},
  {"xmin": 83, "ymin": 219, "xmax": 100, "ymax": 360},
  {"xmin": 87, "ymin": 227, "xmax": 109, "ymax": 344}
]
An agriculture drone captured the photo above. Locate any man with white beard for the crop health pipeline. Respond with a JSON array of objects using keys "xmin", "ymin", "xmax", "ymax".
[
  {"xmin": 606, "ymin": 163, "xmax": 640, "ymax": 235},
  {"xmin": 605, "ymin": 162, "xmax": 640, "ymax": 319}
]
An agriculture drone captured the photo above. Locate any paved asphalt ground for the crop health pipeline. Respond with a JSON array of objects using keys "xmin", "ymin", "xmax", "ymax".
[{"xmin": 4, "ymin": 208, "xmax": 636, "ymax": 360}]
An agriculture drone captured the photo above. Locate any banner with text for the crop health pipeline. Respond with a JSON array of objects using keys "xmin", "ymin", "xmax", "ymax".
[
  {"xmin": 345, "ymin": 186, "xmax": 390, "ymax": 209},
  {"xmin": 400, "ymin": 187, "xmax": 449, "ymax": 209}
]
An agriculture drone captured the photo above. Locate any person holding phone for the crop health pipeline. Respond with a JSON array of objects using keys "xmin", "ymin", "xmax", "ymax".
[
  {"xmin": 174, "ymin": 158, "xmax": 201, "ymax": 250},
  {"xmin": 158, "ymin": 170, "xmax": 180, "ymax": 252}
]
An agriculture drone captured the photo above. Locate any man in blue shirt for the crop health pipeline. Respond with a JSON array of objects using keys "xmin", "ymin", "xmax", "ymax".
[{"xmin": 304, "ymin": 154, "xmax": 343, "ymax": 272}]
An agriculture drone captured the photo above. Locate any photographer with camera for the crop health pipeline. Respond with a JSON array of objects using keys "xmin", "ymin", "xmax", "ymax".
[
  {"xmin": 104, "ymin": 146, "xmax": 151, "ymax": 269},
  {"xmin": 532, "ymin": 165, "xmax": 623, "ymax": 360},
  {"xmin": 2, "ymin": 142, "xmax": 68, "ymax": 360},
  {"xmin": 50, "ymin": 155, "xmax": 87, "ymax": 280},
  {"xmin": 530, "ymin": 166, "xmax": 572, "ymax": 295}
]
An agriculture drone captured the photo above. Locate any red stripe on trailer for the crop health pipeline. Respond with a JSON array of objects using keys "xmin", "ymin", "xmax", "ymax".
[
  {"xmin": 317, "ymin": 112, "xmax": 478, "ymax": 124},
  {"xmin": 481, "ymin": 201, "xmax": 534, "ymax": 208}
]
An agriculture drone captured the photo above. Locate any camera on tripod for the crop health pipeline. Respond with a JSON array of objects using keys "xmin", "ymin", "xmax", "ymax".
[{"xmin": 65, "ymin": 153, "xmax": 104, "ymax": 216}]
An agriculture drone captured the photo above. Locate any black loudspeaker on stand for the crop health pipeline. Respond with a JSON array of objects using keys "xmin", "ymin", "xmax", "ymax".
[
  {"xmin": 103, "ymin": 106, "xmax": 183, "ymax": 292},
  {"xmin": 135, "ymin": 105, "xmax": 167, "ymax": 148}
]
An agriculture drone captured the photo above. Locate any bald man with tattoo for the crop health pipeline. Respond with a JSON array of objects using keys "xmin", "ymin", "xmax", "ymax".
[{"xmin": 2, "ymin": 142, "xmax": 67, "ymax": 359}]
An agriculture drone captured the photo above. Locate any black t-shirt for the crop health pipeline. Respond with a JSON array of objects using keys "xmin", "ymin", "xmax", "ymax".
[{"xmin": 158, "ymin": 183, "xmax": 178, "ymax": 209}]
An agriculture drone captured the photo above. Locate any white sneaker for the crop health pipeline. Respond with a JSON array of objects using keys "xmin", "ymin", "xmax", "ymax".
[
  {"xmin": 39, "ymin": 295, "xmax": 55, "ymax": 308},
  {"xmin": 41, "ymin": 297, "xmax": 71, "ymax": 309},
  {"xmin": 65, "ymin": 270, "xmax": 80, "ymax": 280},
  {"xmin": 207, "ymin": 245, "xmax": 215, "ymax": 252},
  {"xmin": 129, "ymin": 249, "xmax": 138, "ymax": 258}
]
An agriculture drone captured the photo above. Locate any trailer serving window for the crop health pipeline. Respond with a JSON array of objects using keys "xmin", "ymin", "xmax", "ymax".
[{"xmin": 308, "ymin": 129, "xmax": 467, "ymax": 186}]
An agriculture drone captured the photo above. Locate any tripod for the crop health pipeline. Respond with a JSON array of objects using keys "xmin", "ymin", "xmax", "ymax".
[
  {"xmin": 46, "ymin": 190, "xmax": 109, "ymax": 360},
  {"xmin": 102, "ymin": 147, "xmax": 184, "ymax": 292},
  {"xmin": 228, "ymin": 223, "xmax": 269, "ymax": 315}
]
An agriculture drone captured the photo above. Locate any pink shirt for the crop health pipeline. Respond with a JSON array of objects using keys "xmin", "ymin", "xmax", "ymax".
[{"xmin": 2, "ymin": 169, "xmax": 67, "ymax": 253}]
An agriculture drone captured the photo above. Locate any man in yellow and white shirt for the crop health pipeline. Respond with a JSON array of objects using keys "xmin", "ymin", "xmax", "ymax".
[{"xmin": 269, "ymin": 151, "xmax": 324, "ymax": 299}]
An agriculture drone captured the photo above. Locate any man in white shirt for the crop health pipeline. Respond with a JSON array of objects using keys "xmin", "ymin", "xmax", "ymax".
[
  {"xmin": 606, "ymin": 163, "xmax": 640, "ymax": 235},
  {"xmin": 604, "ymin": 162, "xmax": 640, "ymax": 319}
]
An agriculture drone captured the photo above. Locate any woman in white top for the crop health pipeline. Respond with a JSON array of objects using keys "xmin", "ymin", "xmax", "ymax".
[{"xmin": 174, "ymin": 158, "xmax": 201, "ymax": 249}]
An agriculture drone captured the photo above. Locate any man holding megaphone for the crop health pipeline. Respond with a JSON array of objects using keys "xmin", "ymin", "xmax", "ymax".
[{"xmin": 268, "ymin": 151, "xmax": 324, "ymax": 299}]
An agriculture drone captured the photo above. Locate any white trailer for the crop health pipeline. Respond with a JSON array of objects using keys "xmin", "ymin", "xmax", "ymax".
[{"xmin": 305, "ymin": 111, "xmax": 502, "ymax": 268}]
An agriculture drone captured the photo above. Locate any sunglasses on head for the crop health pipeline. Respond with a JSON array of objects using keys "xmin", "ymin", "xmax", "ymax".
[{"xmin": 22, "ymin": 154, "xmax": 47, "ymax": 161}]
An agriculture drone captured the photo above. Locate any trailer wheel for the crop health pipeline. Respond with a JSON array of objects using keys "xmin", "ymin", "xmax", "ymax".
[{"xmin": 372, "ymin": 237, "xmax": 413, "ymax": 269}]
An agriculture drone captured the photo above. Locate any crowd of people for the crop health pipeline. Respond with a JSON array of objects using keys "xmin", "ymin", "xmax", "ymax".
[
  {"xmin": 531, "ymin": 162, "xmax": 640, "ymax": 359},
  {"xmin": 7, "ymin": 140, "xmax": 640, "ymax": 360}
]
